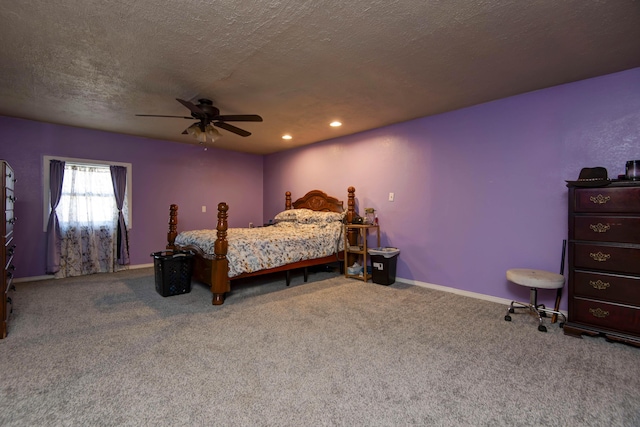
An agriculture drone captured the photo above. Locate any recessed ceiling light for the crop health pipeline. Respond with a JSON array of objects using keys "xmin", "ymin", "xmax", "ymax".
[
  {"xmin": 330, "ymin": 121, "xmax": 342, "ymax": 127},
  {"xmin": 282, "ymin": 134, "xmax": 292, "ymax": 140}
]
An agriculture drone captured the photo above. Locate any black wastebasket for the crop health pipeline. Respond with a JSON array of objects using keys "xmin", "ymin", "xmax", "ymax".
[
  {"xmin": 368, "ymin": 247, "xmax": 400, "ymax": 285},
  {"xmin": 151, "ymin": 250, "xmax": 194, "ymax": 297}
]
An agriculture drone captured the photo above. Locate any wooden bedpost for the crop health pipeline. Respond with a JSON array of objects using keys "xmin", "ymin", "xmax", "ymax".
[
  {"xmin": 167, "ymin": 204, "xmax": 178, "ymax": 250},
  {"xmin": 346, "ymin": 187, "xmax": 358, "ymax": 266},
  {"xmin": 285, "ymin": 191, "xmax": 292, "ymax": 210},
  {"xmin": 346, "ymin": 187, "xmax": 356, "ymax": 223},
  {"xmin": 211, "ymin": 202, "xmax": 230, "ymax": 305}
]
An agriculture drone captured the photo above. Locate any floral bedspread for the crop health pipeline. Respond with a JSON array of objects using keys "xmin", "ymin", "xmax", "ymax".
[{"xmin": 174, "ymin": 222, "xmax": 344, "ymax": 278}]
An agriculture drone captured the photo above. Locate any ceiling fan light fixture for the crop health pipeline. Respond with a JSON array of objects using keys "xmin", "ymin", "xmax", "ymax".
[
  {"xmin": 137, "ymin": 99, "xmax": 262, "ymax": 142},
  {"xmin": 186, "ymin": 122, "xmax": 222, "ymax": 145},
  {"xmin": 205, "ymin": 124, "xmax": 222, "ymax": 141},
  {"xmin": 186, "ymin": 122, "xmax": 201, "ymax": 138}
]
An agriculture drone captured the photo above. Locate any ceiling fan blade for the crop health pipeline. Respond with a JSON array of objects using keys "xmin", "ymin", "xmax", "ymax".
[
  {"xmin": 136, "ymin": 114, "xmax": 193, "ymax": 119},
  {"xmin": 176, "ymin": 98, "xmax": 206, "ymax": 117},
  {"xmin": 214, "ymin": 121, "xmax": 251, "ymax": 137},
  {"xmin": 216, "ymin": 114, "xmax": 263, "ymax": 122}
]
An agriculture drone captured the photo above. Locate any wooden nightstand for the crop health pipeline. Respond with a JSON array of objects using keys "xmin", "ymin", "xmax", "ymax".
[{"xmin": 344, "ymin": 224, "xmax": 380, "ymax": 282}]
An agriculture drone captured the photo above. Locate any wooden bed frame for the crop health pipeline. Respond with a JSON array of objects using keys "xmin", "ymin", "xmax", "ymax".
[{"xmin": 167, "ymin": 187, "xmax": 357, "ymax": 305}]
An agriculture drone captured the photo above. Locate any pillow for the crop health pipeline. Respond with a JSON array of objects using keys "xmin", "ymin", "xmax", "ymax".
[
  {"xmin": 273, "ymin": 209, "xmax": 303, "ymax": 223},
  {"xmin": 296, "ymin": 209, "xmax": 345, "ymax": 224},
  {"xmin": 274, "ymin": 208, "xmax": 345, "ymax": 224}
]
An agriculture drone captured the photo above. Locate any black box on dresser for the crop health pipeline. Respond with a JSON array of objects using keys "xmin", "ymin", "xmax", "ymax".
[
  {"xmin": 1, "ymin": 160, "xmax": 16, "ymax": 339},
  {"xmin": 565, "ymin": 183, "xmax": 640, "ymax": 346}
]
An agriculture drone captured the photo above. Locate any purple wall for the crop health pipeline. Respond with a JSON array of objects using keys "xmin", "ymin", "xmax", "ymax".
[
  {"xmin": 264, "ymin": 67, "xmax": 640, "ymax": 309},
  {"xmin": 0, "ymin": 118, "xmax": 264, "ymax": 278},
  {"xmin": 1, "ymin": 68, "xmax": 638, "ymax": 309}
]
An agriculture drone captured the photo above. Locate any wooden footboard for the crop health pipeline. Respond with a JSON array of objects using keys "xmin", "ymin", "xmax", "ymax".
[
  {"xmin": 167, "ymin": 187, "xmax": 357, "ymax": 305},
  {"xmin": 167, "ymin": 202, "xmax": 230, "ymax": 304}
]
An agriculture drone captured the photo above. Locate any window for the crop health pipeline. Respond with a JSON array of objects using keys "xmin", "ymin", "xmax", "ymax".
[
  {"xmin": 58, "ymin": 164, "xmax": 117, "ymax": 227},
  {"xmin": 44, "ymin": 156, "xmax": 133, "ymax": 277},
  {"xmin": 43, "ymin": 156, "xmax": 132, "ymax": 231}
]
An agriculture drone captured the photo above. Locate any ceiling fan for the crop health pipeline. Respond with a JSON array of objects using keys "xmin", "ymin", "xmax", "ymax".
[{"xmin": 136, "ymin": 98, "xmax": 263, "ymax": 139}]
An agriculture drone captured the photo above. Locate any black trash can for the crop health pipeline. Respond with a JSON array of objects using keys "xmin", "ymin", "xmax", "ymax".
[
  {"xmin": 151, "ymin": 250, "xmax": 194, "ymax": 297},
  {"xmin": 368, "ymin": 247, "xmax": 400, "ymax": 285}
]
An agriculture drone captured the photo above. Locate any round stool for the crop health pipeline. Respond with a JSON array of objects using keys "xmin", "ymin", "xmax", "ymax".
[
  {"xmin": 507, "ymin": 269, "xmax": 565, "ymax": 290},
  {"xmin": 505, "ymin": 268, "xmax": 566, "ymax": 332}
]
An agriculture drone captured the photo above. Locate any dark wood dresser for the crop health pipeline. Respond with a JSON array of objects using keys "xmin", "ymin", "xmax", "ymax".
[
  {"xmin": 564, "ymin": 182, "xmax": 640, "ymax": 346},
  {"xmin": 2, "ymin": 160, "xmax": 16, "ymax": 339}
]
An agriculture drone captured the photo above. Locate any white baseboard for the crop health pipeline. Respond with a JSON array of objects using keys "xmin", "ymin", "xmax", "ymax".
[
  {"xmin": 396, "ymin": 277, "xmax": 514, "ymax": 305},
  {"xmin": 14, "ymin": 263, "xmax": 155, "ymax": 283},
  {"xmin": 395, "ymin": 277, "xmax": 568, "ymax": 316},
  {"xmin": 130, "ymin": 263, "xmax": 154, "ymax": 270},
  {"xmin": 14, "ymin": 275, "xmax": 53, "ymax": 283}
]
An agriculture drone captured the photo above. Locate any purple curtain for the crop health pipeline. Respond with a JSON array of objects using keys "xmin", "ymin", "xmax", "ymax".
[
  {"xmin": 46, "ymin": 160, "xmax": 65, "ymax": 273},
  {"xmin": 110, "ymin": 166, "xmax": 130, "ymax": 265}
]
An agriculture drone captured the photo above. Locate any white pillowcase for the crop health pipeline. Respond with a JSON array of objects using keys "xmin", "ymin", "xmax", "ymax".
[{"xmin": 274, "ymin": 208, "xmax": 345, "ymax": 224}]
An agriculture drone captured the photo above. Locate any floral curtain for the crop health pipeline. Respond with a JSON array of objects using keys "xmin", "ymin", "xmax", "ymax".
[
  {"xmin": 46, "ymin": 160, "xmax": 65, "ymax": 274},
  {"xmin": 55, "ymin": 164, "xmax": 126, "ymax": 278}
]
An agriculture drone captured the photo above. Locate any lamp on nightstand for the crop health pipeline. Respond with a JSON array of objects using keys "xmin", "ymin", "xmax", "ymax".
[{"xmin": 364, "ymin": 208, "xmax": 376, "ymax": 225}]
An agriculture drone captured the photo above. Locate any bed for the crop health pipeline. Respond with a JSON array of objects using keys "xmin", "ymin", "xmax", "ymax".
[{"xmin": 166, "ymin": 187, "xmax": 357, "ymax": 305}]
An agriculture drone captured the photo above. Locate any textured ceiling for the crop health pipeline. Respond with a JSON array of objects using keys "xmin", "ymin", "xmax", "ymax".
[{"xmin": 1, "ymin": 0, "xmax": 639, "ymax": 154}]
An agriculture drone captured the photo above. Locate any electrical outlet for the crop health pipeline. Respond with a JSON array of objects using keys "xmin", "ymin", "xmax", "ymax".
[
  {"xmin": 202, "ymin": 206, "xmax": 206, "ymax": 213},
  {"xmin": 388, "ymin": 192, "xmax": 395, "ymax": 202}
]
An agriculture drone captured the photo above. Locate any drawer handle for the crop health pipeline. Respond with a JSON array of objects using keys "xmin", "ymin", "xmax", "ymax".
[
  {"xmin": 589, "ymin": 252, "xmax": 611, "ymax": 262},
  {"xmin": 589, "ymin": 280, "xmax": 610, "ymax": 290},
  {"xmin": 589, "ymin": 223, "xmax": 610, "ymax": 233},
  {"xmin": 589, "ymin": 194, "xmax": 611, "ymax": 204},
  {"xmin": 589, "ymin": 308, "xmax": 610, "ymax": 318}
]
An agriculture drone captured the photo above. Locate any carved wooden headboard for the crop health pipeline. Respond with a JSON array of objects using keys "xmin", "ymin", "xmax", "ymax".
[{"xmin": 285, "ymin": 189, "xmax": 345, "ymax": 213}]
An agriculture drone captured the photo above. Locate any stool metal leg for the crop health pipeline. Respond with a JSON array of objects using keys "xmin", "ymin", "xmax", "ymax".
[{"xmin": 504, "ymin": 287, "xmax": 565, "ymax": 332}]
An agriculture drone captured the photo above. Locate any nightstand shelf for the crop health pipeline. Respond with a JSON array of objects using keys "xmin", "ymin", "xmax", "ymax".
[{"xmin": 344, "ymin": 224, "xmax": 380, "ymax": 282}]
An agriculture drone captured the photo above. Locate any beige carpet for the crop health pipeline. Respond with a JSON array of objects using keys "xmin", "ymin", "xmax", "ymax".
[{"xmin": 1, "ymin": 268, "xmax": 639, "ymax": 426}]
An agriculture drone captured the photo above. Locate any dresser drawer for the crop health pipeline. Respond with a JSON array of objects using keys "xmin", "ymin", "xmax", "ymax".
[
  {"xmin": 5, "ymin": 167, "xmax": 15, "ymax": 191},
  {"xmin": 4, "ymin": 245, "xmax": 15, "ymax": 267},
  {"xmin": 4, "ymin": 239, "xmax": 15, "ymax": 253},
  {"xmin": 573, "ymin": 216, "xmax": 640, "ymax": 244},
  {"xmin": 573, "ymin": 270, "xmax": 640, "ymax": 306},
  {"xmin": 573, "ymin": 243, "xmax": 640, "ymax": 275},
  {"xmin": 3, "ymin": 289, "xmax": 8, "ymax": 323},
  {"xmin": 5, "ymin": 241, "xmax": 16, "ymax": 272},
  {"xmin": 4, "ymin": 271, "xmax": 13, "ymax": 293},
  {"xmin": 1, "ymin": 293, "xmax": 5, "ymax": 318},
  {"xmin": 574, "ymin": 187, "xmax": 640, "ymax": 213},
  {"xmin": 4, "ymin": 210, "xmax": 15, "ymax": 238},
  {"xmin": 5, "ymin": 188, "xmax": 14, "ymax": 211},
  {"xmin": 571, "ymin": 298, "xmax": 640, "ymax": 336},
  {"xmin": 4, "ymin": 256, "xmax": 15, "ymax": 290}
]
